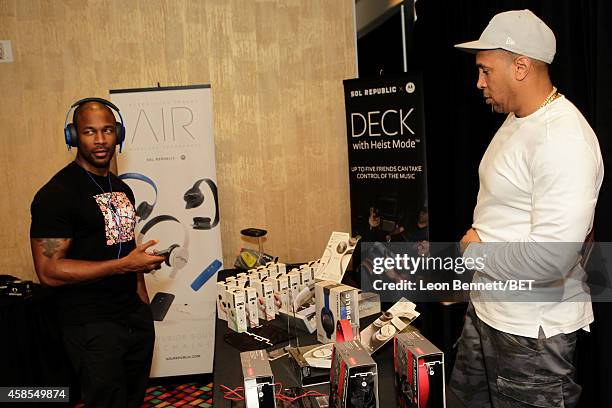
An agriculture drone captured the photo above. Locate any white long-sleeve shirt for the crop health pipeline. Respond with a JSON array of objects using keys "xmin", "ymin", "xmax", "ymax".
[{"xmin": 464, "ymin": 96, "xmax": 604, "ymax": 338}]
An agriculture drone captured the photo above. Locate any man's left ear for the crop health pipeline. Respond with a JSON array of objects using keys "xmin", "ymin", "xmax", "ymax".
[{"xmin": 514, "ymin": 56, "xmax": 531, "ymax": 81}]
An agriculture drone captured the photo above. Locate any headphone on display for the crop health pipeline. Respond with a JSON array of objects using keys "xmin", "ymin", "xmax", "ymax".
[
  {"xmin": 406, "ymin": 350, "xmax": 430, "ymax": 408},
  {"xmin": 183, "ymin": 178, "xmax": 220, "ymax": 230},
  {"xmin": 321, "ymin": 286, "xmax": 335, "ymax": 339},
  {"xmin": 118, "ymin": 173, "xmax": 158, "ymax": 222},
  {"xmin": 335, "ymin": 319, "xmax": 355, "ymax": 343},
  {"xmin": 137, "ymin": 215, "xmax": 189, "ymax": 279},
  {"xmin": 64, "ymin": 97, "xmax": 126, "ymax": 152}
]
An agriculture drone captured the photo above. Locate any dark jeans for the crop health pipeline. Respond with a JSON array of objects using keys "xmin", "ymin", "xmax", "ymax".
[
  {"xmin": 450, "ymin": 303, "xmax": 580, "ymax": 408},
  {"xmin": 62, "ymin": 302, "xmax": 155, "ymax": 408}
]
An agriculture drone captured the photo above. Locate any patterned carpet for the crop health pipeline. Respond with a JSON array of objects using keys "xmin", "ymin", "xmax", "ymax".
[{"xmin": 141, "ymin": 382, "xmax": 214, "ymax": 407}]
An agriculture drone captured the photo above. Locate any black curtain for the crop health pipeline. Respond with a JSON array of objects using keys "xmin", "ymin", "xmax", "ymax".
[
  {"xmin": 358, "ymin": 1, "xmax": 612, "ymax": 406},
  {"xmin": 406, "ymin": 1, "xmax": 612, "ymax": 406}
]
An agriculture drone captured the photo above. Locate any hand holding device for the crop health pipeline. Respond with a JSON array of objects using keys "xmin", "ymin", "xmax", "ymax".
[
  {"xmin": 153, "ymin": 246, "xmax": 175, "ymax": 265},
  {"xmin": 123, "ymin": 239, "xmax": 166, "ymax": 273}
]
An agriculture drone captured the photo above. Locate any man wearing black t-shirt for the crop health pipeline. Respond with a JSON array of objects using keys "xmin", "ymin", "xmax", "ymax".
[{"xmin": 30, "ymin": 100, "xmax": 166, "ymax": 407}]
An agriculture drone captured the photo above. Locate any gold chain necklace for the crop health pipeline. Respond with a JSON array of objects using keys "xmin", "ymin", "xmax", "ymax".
[{"xmin": 539, "ymin": 86, "xmax": 559, "ymax": 109}]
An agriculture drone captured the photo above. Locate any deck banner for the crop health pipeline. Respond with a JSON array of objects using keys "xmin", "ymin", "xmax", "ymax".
[
  {"xmin": 343, "ymin": 77, "xmax": 429, "ymax": 291},
  {"xmin": 111, "ymin": 85, "xmax": 221, "ymax": 377}
]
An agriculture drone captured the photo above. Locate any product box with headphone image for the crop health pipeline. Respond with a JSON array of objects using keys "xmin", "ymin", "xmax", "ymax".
[
  {"xmin": 316, "ymin": 281, "xmax": 360, "ymax": 344},
  {"xmin": 287, "ymin": 270, "xmax": 302, "ymax": 303},
  {"xmin": 216, "ymin": 281, "xmax": 229, "ymax": 321},
  {"xmin": 359, "ymin": 298, "xmax": 419, "ymax": 355},
  {"xmin": 287, "ymin": 343, "xmax": 335, "ymax": 387},
  {"xmin": 329, "ymin": 340, "xmax": 378, "ymax": 408},
  {"xmin": 226, "ymin": 286, "xmax": 248, "ymax": 333},
  {"xmin": 315, "ymin": 232, "xmax": 359, "ymax": 283},
  {"xmin": 394, "ymin": 331, "xmax": 445, "ymax": 408},
  {"xmin": 252, "ymin": 278, "xmax": 276, "ymax": 321},
  {"xmin": 244, "ymin": 286, "xmax": 259, "ymax": 328},
  {"xmin": 241, "ymin": 349, "xmax": 276, "ymax": 408},
  {"xmin": 269, "ymin": 273, "xmax": 290, "ymax": 313}
]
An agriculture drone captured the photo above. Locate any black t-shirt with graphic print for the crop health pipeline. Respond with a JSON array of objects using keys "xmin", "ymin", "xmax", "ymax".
[{"xmin": 30, "ymin": 161, "xmax": 140, "ymax": 325}]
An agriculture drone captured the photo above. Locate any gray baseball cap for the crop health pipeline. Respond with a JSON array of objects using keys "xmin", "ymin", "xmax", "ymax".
[{"xmin": 454, "ymin": 9, "xmax": 556, "ymax": 64}]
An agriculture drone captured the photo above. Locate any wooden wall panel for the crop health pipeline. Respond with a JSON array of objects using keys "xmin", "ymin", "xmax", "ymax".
[{"xmin": 0, "ymin": 0, "xmax": 356, "ymax": 281}]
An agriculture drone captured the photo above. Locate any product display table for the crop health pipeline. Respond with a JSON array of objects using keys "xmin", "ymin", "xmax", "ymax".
[{"xmin": 211, "ymin": 313, "xmax": 463, "ymax": 407}]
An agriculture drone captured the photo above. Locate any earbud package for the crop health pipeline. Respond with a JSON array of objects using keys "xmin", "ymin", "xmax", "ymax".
[
  {"xmin": 270, "ymin": 273, "xmax": 289, "ymax": 313},
  {"xmin": 256, "ymin": 265, "xmax": 270, "ymax": 281},
  {"xmin": 394, "ymin": 331, "xmax": 445, "ymax": 408},
  {"xmin": 248, "ymin": 272, "xmax": 261, "ymax": 288},
  {"xmin": 287, "ymin": 270, "xmax": 301, "ymax": 304},
  {"xmin": 316, "ymin": 281, "xmax": 360, "ymax": 344},
  {"xmin": 261, "ymin": 279, "xmax": 276, "ymax": 321},
  {"xmin": 330, "ymin": 340, "xmax": 378, "ymax": 408},
  {"xmin": 299, "ymin": 267, "xmax": 313, "ymax": 291},
  {"xmin": 252, "ymin": 278, "xmax": 275, "ymax": 321},
  {"xmin": 236, "ymin": 275, "xmax": 249, "ymax": 288},
  {"xmin": 216, "ymin": 281, "xmax": 229, "ymax": 321},
  {"xmin": 265, "ymin": 261, "xmax": 286, "ymax": 276},
  {"xmin": 226, "ymin": 287, "xmax": 248, "ymax": 333},
  {"xmin": 244, "ymin": 286, "xmax": 259, "ymax": 328}
]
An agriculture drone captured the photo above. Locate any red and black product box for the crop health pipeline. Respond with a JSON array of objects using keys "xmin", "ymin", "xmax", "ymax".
[
  {"xmin": 330, "ymin": 340, "xmax": 378, "ymax": 408},
  {"xmin": 394, "ymin": 331, "xmax": 445, "ymax": 408}
]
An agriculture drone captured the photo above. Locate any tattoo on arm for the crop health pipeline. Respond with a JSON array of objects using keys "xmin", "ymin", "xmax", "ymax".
[{"xmin": 34, "ymin": 238, "xmax": 69, "ymax": 258}]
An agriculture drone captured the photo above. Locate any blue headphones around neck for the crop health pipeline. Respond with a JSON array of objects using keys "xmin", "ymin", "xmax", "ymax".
[
  {"xmin": 64, "ymin": 97, "xmax": 126, "ymax": 152},
  {"xmin": 118, "ymin": 173, "xmax": 158, "ymax": 222}
]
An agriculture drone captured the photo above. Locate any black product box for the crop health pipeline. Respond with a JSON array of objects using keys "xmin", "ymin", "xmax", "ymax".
[
  {"xmin": 394, "ymin": 331, "xmax": 445, "ymax": 408},
  {"xmin": 330, "ymin": 340, "xmax": 378, "ymax": 408},
  {"xmin": 288, "ymin": 344, "xmax": 332, "ymax": 387}
]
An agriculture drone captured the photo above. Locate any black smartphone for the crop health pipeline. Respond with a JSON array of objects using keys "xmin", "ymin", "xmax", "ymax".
[{"xmin": 150, "ymin": 292, "xmax": 175, "ymax": 321}]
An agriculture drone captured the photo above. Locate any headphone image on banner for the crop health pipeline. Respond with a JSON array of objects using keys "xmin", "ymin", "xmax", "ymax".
[
  {"xmin": 118, "ymin": 173, "xmax": 158, "ymax": 222},
  {"xmin": 321, "ymin": 286, "xmax": 335, "ymax": 339},
  {"xmin": 137, "ymin": 215, "xmax": 189, "ymax": 279},
  {"xmin": 64, "ymin": 97, "xmax": 126, "ymax": 152},
  {"xmin": 183, "ymin": 178, "xmax": 219, "ymax": 230}
]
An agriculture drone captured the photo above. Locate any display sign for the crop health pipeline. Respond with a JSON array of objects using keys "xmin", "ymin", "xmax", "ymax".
[
  {"xmin": 343, "ymin": 76, "xmax": 429, "ymax": 283},
  {"xmin": 111, "ymin": 85, "xmax": 221, "ymax": 377}
]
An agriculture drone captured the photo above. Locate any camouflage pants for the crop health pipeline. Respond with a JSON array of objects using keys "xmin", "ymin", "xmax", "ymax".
[{"xmin": 449, "ymin": 303, "xmax": 580, "ymax": 407}]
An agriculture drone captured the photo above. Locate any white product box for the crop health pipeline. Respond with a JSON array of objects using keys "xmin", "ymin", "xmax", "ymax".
[
  {"xmin": 262, "ymin": 279, "xmax": 276, "ymax": 321},
  {"xmin": 273, "ymin": 273, "xmax": 290, "ymax": 313},
  {"xmin": 266, "ymin": 261, "xmax": 287, "ymax": 276},
  {"xmin": 244, "ymin": 287, "xmax": 259, "ymax": 328},
  {"xmin": 253, "ymin": 278, "xmax": 276, "ymax": 321},
  {"xmin": 287, "ymin": 270, "xmax": 301, "ymax": 306},
  {"xmin": 300, "ymin": 267, "xmax": 312, "ymax": 290},
  {"xmin": 315, "ymin": 231, "xmax": 357, "ymax": 282},
  {"xmin": 216, "ymin": 281, "xmax": 229, "ymax": 321},
  {"xmin": 236, "ymin": 275, "xmax": 249, "ymax": 288},
  {"xmin": 226, "ymin": 287, "xmax": 247, "ymax": 333}
]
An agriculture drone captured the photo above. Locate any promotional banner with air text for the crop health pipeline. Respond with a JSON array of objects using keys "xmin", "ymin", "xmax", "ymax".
[{"xmin": 112, "ymin": 85, "xmax": 221, "ymax": 377}]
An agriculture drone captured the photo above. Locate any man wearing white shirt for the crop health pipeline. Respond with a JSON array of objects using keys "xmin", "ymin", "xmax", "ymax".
[{"xmin": 450, "ymin": 10, "xmax": 603, "ymax": 407}]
